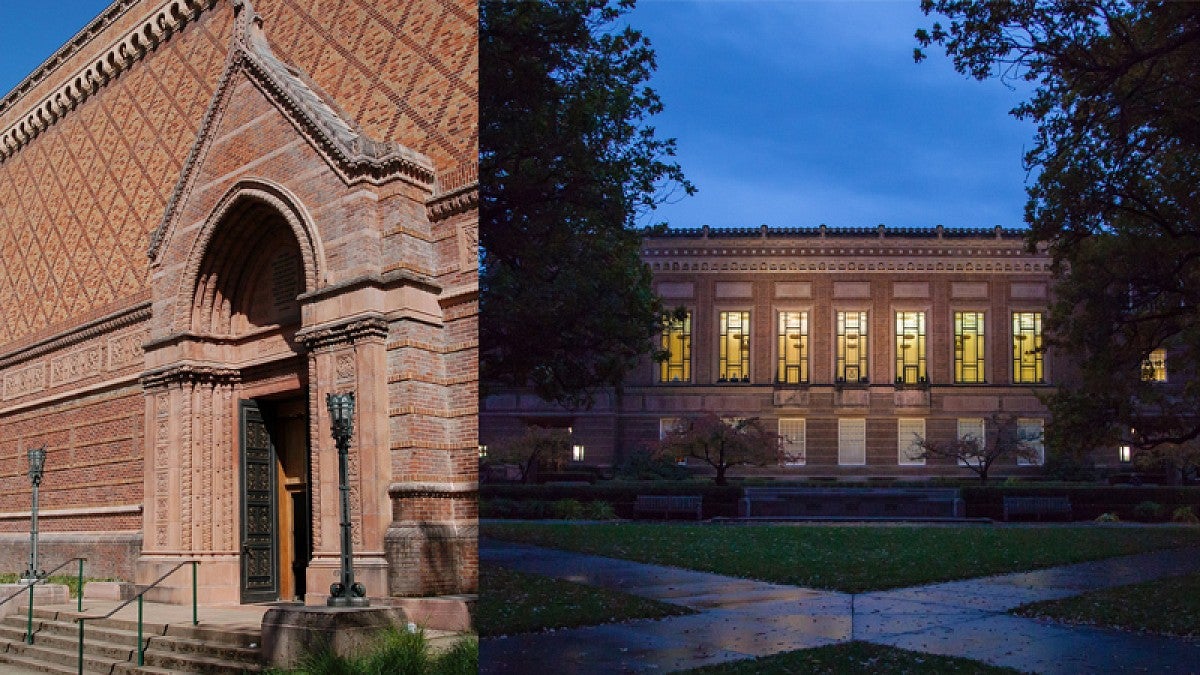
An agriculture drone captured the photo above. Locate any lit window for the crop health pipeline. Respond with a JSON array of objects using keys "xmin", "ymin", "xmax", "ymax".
[
  {"xmin": 779, "ymin": 418, "xmax": 806, "ymax": 465},
  {"xmin": 572, "ymin": 444, "xmax": 585, "ymax": 462},
  {"xmin": 836, "ymin": 311, "xmax": 868, "ymax": 383},
  {"xmin": 659, "ymin": 418, "xmax": 685, "ymax": 440},
  {"xmin": 719, "ymin": 311, "xmax": 751, "ymax": 382},
  {"xmin": 894, "ymin": 312, "xmax": 926, "ymax": 384},
  {"xmin": 1012, "ymin": 312, "xmax": 1044, "ymax": 383},
  {"xmin": 1118, "ymin": 445, "xmax": 1131, "ymax": 463},
  {"xmin": 957, "ymin": 417, "xmax": 985, "ymax": 466},
  {"xmin": 659, "ymin": 312, "xmax": 691, "ymax": 383},
  {"xmin": 1017, "ymin": 418, "xmax": 1044, "ymax": 466},
  {"xmin": 897, "ymin": 418, "xmax": 925, "ymax": 465},
  {"xmin": 954, "ymin": 311, "xmax": 986, "ymax": 383},
  {"xmin": 777, "ymin": 311, "xmax": 809, "ymax": 384},
  {"xmin": 1141, "ymin": 348, "xmax": 1167, "ymax": 382},
  {"xmin": 838, "ymin": 418, "xmax": 866, "ymax": 465}
]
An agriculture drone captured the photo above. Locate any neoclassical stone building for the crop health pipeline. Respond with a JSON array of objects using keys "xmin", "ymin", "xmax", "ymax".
[
  {"xmin": 482, "ymin": 225, "xmax": 1069, "ymax": 478},
  {"xmin": 0, "ymin": 0, "xmax": 477, "ymax": 608}
]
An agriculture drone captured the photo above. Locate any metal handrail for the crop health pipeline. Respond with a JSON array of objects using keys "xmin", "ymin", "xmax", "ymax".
[
  {"xmin": 73, "ymin": 560, "xmax": 198, "ymax": 674},
  {"xmin": 0, "ymin": 557, "xmax": 86, "ymax": 645}
]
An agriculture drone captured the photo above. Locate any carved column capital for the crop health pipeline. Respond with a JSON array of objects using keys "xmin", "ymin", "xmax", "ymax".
[{"xmin": 296, "ymin": 315, "xmax": 389, "ymax": 352}]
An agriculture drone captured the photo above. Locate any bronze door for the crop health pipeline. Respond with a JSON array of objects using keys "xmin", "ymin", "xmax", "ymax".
[{"xmin": 240, "ymin": 400, "xmax": 278, "ymax": 603}]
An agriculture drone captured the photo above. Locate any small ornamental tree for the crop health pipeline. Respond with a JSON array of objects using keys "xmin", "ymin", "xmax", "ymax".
[
  {"xmin": 654, "ymin": 413, "xmax": 783, "ymax": 486},
  {"xmin": 914, "ymin": 414, "xmax": 1041, "ymax": 483},
  {"xmin": 484, "ymin": 428, "xmax": 572, "ymax": 484}
]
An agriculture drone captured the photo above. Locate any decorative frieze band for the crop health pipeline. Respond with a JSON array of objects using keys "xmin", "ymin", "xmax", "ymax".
[
  {"xmin": 2, "ymin": 324, "xmax": 148, "ymax": 401},
  {"xmin": 0, "ymin": 0, "xmax": 218, "ymax": 163},
  {"xmin": 388, "ymin": 481, "xmax": 478, "ymax": 499}
]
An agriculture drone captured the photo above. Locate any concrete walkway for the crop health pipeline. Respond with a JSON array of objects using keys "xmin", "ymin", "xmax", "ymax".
[{"xmin": 480, "ymin": 539, "xmax": 1200, "ymax": 674}]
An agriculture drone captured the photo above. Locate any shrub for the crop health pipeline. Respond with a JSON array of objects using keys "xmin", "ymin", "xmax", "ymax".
[
  {"xmin": 1095, "ymin": 512, "xmax": 1120, "ymax": 523},
  {"xmin": 1132, "ymin": 501, "xmax": 1166, "ymax": 522},
  {"xmin": 585, "ymin": 500, "xmax": 616, "ymax": 520},
  {"xmin": 616, "ymin": 449, "xmax": 691, "ymax": 480},
  {"xmin": 480, "ymin": 498, "xmax": 516, "ymax": 518},
  {"xmin": 265, "ymin": 627, "xmax": 478, "ymax": 674},
  {"xmin": 1171, "ymin": 506, "xmax": 1199, "ymax": 524},
  {"xmin": 551, "ymin": 499, "xmax": 586, "ymax": 519}
]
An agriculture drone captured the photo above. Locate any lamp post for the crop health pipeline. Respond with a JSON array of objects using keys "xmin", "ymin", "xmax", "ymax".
[
  {"xmin": 326, "ymin": 393, "xmax": 367, "ymax": 607},
  {"xmin": 22, "ymin": 447, "xmax": 47, "ymax": 582}
]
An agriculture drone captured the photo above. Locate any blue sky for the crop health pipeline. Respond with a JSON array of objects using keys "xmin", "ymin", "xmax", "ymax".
[
  {"xmin": 627, "ymin": 0, "xmax": 1037, "ymax": 230},
  {"xmin": 0, "ymin": 1, "xmax": 1035, "ymax": 231},
  {"xmin": 0, "ymin": 1, "xmax": 112, "ymax": 98}
]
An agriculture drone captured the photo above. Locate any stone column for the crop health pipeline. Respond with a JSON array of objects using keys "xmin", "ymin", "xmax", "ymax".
[{"xmin": 299, "ymin": 317, "xmax": 391, "ymax": 605}]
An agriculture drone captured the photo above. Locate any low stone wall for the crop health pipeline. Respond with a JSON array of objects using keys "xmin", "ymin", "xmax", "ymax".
[{"xmin": 0, "ymin": 531, "xmax": 141, "ymax": 580}]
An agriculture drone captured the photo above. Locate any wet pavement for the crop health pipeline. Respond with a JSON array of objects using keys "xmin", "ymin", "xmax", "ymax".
[{"xmin": 481, "ymin": 539, "xmax": 1200, "ymax": 674}]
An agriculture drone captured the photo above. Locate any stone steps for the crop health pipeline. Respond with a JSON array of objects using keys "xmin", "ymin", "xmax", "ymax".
[{"xmin": 0, "ymin": 609, "xmax": 263, "ymax": 674}]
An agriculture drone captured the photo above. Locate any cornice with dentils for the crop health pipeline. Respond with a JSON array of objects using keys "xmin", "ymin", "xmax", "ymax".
[{"xmin": 0, "ymin": 0, "xmax": 219, "ymax": 163}]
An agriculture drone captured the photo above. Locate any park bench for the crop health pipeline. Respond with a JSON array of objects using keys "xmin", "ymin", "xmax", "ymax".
[
  {"xmin": 1002, "ymin": 496, "xmax": 1072, "ymax": 522},
  {"xmin": 634, "ymin": 495, "xmax": 703, "ymax": 520}
]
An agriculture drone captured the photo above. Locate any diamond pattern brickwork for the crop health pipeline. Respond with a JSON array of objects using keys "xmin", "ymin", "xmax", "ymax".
[
  {"xmin": 258, "ymin": 0, "xmax": 478, "ymax": 185},
  {"xmin": 0, "ymin": 10, "xmax": 233, "ymax": 349}
]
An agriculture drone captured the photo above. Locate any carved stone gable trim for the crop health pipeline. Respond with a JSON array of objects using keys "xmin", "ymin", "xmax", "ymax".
[{"xmin": 148, "ymin": 0, "xmax": 435, "ymax": 262}]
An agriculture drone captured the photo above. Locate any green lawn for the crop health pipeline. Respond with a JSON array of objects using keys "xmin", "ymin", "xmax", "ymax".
[
  {"xmin": 680, "ymin": 641, "xmax": 1020, "ymax": 674},
  {"xmin": 1014, "ymin": 571, "xmax": 1200, "ymax": 637},
  {"xmin": 482, "ymin": 523, "xmax": 1199, "ymax": 593},
  {"xmin": 476, "ymin": 565, "xmax": 692, "ymax": 636}
]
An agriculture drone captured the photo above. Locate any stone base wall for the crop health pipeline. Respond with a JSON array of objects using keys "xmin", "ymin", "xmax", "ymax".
[
  {"xmin": 0, "ymin": 531, "xmax": 141, "ymax": 580},
  {"xmin": 384, "ymin": 519, "xmax": 477, "ymax": 597}
]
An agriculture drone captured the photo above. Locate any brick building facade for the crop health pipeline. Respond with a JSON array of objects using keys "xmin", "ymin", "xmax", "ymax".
[
  {"xmin": 0, "ymin": 0, "xmax": 477, "ymax": 606},
  {"xmin": 481, "ymin": 225, "xmax": 1071, "ymax": 479}
]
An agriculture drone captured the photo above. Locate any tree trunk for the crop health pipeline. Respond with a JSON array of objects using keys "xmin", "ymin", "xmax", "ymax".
[{"xmin": 714, "ymin": 464, "xmax": 727, "ymax": 486}]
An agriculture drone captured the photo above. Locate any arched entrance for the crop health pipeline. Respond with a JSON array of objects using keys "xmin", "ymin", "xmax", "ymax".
[{"xmin": 141, "ymin": 185, "xmax": 321, "ymax": 604}]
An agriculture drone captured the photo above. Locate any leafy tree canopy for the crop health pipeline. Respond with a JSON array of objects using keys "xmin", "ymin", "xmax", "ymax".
[
  {"xmin": 480, "ymin": 0, "xmax": 694, "ymax": 409},
  {"xmin": 917, "ymin": 1, "xmax": 1200, "ymax": 458}
]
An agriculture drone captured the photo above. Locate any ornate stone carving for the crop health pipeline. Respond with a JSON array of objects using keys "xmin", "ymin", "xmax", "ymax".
[
  {"xmin": 50, "ymin": 345, "xmax": 103, "ymax": 387},
  {"xmin": 334, "ymin": 353, "xmax": 356, "ymax": 385},
  {"xmin": 429, "ymin": 181, "xmax": 478, "ymax": 223},
  {"xmin": 3, "ymin": 363, "xmax": 45, "ymax": 400},
  {"xmin": 296, "ymin": 316, "xmax": 389, "ymax": 352},
  {"xmin": 107, "ymin": 329, "xmax": 147, "ymax": 370},
  {"xmin": 455, "ymin": 218, "xmax": 479, "ymax": 272},
  {"xmin": 141, "ymin": 364, "xmax": 240, "ymax": 390}
]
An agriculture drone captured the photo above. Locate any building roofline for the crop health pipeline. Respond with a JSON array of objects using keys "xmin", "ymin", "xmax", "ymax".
[{"xmin": 644, "ymin": 224, "xmax": 1029, "ymax": 241}]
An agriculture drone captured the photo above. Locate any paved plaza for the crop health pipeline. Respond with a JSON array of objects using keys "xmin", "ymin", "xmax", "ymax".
[{"xmin": 481, "ymin": 537, "xmax": 1200, "ymax": 674}]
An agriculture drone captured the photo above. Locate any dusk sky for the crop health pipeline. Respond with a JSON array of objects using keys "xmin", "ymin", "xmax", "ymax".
[
  {"xmin": 625, "ymin": 0, "xmax": 1037, "ymax": 231},
  {"xmin": 0, "ymin": 1, "xmax": 1035, "ymax": 232}
]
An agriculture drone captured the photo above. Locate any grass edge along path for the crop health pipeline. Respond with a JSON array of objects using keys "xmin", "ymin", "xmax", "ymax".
[
  {"xmin": 1013, "ymin": 570, "xmax": 1200, "ymax": 638},
  {"xmin": 482, "ymin": 523, "xmax": 1200, "ymax": 593},
  {"xmin": 678, "ymin": 640, "xmax": 1022, "ymax": 674},
  {"xmin": 476, "ymin": 565, "xmax": 693, "ymax": 636}
]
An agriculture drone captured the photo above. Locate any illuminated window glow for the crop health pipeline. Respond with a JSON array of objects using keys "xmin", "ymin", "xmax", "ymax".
[
  {"xmin": 1141, "ymin": 348, "xmax": 1167, "ymax": 382},
  {"xmin": 1012, "ymin": 312, "xmax": 1044, "ymax": 383},
  {"xmin": 836, "ymin": 311, "xmax": 868, "ymax": 383},
  {"xmin": 954, "ymin": 311, "xmax": 986, "ymax": 383},
  {"xmin": 719, "ymin": 311, "xmax": 751, "ymax": 382},
  {"xmin": 777, "ymin": 311, "xmax": 809, "ymax": 384},
  {"xmin": 895, "ymin": 312, "xmax": 926, "ymax": 384},
  {"xmin": 659, "ymin": 312, "xmax": 691, "ymax": 383}
]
